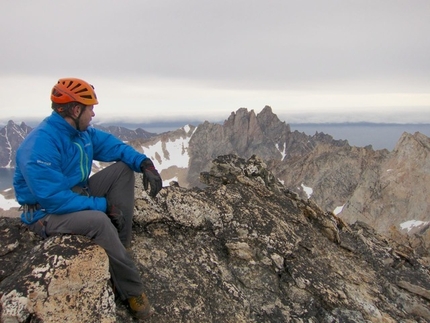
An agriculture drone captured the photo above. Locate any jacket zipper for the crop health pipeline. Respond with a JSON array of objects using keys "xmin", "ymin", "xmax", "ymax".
[{"xmin": 73, "ymin": 142, "xmax": 89, "ymax": 182}]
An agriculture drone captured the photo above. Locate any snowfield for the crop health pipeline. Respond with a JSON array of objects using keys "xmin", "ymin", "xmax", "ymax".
[{"xmin": 0, "ymin": 188, "xmax": 20, "ymax": 210}]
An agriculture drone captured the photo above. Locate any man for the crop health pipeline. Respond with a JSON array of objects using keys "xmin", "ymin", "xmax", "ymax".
[{"xmin": 13, "ymin": 77, "xmax": 162, "ymax": 320}]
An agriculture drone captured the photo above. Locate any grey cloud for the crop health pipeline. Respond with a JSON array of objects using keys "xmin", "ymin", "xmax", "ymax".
[{"xmin": 0, "ymin": 0, "xmax": 429, "ymax": 92}]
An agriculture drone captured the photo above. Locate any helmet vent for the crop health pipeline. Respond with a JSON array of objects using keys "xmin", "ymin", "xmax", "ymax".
[
  {"xmin": 70, "ymin": 83, "xmax": 82, "ymax": 91},
  {"xmin": 75, "ymin": 88, "xmax": 88, "ymax": 94},
  {"xmin": 51, "ymin": 78, "xmax": 98, "ymax": 105}
]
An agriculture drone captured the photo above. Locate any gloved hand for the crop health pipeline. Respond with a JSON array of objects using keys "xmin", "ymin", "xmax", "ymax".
[
  {"xmin": 140, "ymin": 158, "xmax": 162, "ymax": 197},
  {"xmin": 106, "ymin": 200, "xmax": 125, "ymax": 232}
]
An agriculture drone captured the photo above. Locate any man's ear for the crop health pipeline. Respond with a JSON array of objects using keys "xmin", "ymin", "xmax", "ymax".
[{"xmin": 72, "ymin": 105, "xmax": 82, "ymax": 117}]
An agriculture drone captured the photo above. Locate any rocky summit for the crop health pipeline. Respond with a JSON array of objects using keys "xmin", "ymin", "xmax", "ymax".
[{"xmin": 1, "ymin": 155, "xmax": 430, "ymax": 322}]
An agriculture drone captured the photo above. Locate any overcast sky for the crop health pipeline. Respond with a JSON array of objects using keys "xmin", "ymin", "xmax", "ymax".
[{"xmin": 0, "ymin": 0, "xmax": 429, "ymax": 125}]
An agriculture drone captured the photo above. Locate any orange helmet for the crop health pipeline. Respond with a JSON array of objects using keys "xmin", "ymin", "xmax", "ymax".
[{"xmin": 51, "ymin": 78, "xmax": 99, "ymax": 105}]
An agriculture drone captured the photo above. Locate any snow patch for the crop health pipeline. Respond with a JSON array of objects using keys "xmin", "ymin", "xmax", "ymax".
[
  {"xmin": 400, "ymin": 220, "xmax": 429, "ymax": 232},
  {"xmin": 276, "ymin": 143, "xmax": 287, "ymax": 160},
  {"xmin": 141, "ymin": 135, "xmax": 191, "ymax": 171},
  {"xmin": 0, "ymin": 193, "xmax": 19, "ymax": 210},
  {"xmin": 163, "ymin": 176, "xmax": 178, "ymax": 187},
  {"xmin": 333, "ymin": 205, "xmax": 344, "ymax": 215},
  {"xmin": 183, "ymin": 124, "xmax": 191, "ymax": 133},
  {"xmin": 301, "ymin": 183, "xmax": 313, "ymax": 199}
]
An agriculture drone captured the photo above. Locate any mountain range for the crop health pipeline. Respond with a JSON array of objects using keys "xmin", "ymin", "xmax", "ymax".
[{"xmin": 1, "ymin": 106, "xmax": 429, "ymax": 239}]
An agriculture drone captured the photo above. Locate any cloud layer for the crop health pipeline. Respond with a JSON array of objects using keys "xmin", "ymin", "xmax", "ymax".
[{"xmin": 1, "ymin": 1, "xmax": 429, "ymax": 123}]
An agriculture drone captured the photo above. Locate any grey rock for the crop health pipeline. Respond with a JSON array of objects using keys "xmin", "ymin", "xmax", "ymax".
[
  {"xmin": 2, "ymin": 155, "xmax": 430, "ymax": 322},
  {"xmin": 0, "ymin": 121, "xmax": 31, "ymax": 168},
  {"xmin": 340, "ymin": 132, "xmax": 430, "ymax": 235},
  {"xmin": 130, "ymin": 155, "xmax": 430, "ymax": 322},
  {"xmin": 0, "ymin": 230, "xmax": 115, "ymax": 323}
]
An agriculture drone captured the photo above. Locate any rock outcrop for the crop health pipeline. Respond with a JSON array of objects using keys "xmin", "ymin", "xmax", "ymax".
[
  {"xmin": 273, "ymin": 138, "xmax": 389, "ymax": 213},
  {"xmin": 0, "ymin": 225, "xmax": 115, "ymax": 322},
  {"xmin": 2, "ymin": 155, "xmax": 430, "ymax": 322},
  {"xmin": 93, "ymin": 124, "xmax": 156, "ymax": 142},
  {"xmin": 0, "ymin": 121, "xmax": 32, "ymax": 168},
  {"xmin": 340, "ymin": 132, "xmax": 430, "ymax": 234},
  {"xmin": 181, "ymin": 106, "xmax": 390, "ymax": 215}
]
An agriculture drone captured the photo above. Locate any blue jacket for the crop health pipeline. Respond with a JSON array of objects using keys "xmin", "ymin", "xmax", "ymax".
[{"xmin": 14, "ymin": 111, "xmax": 147, "ymax": 224}]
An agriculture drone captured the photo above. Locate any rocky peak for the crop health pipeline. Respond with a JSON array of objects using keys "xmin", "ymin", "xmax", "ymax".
[
  {"xmin": 187, "ymin": 107, "xmax": 296, "ymax": 188},
  {"xmin": 2, "ymin": 154, "xmax": 430, "ymax": 322},
  {"xmin": 392, "ymin": 131, "xmax": 430, "ymax": 162},
  {"xmin": 340, "ymin": 131, "xmax": 430, "ymax": 234},
  {"xmin": 223, "ymin": 108, "xmax": 265, "ymax": 156},
  {"xmin": 93, "ymin": 124, "xmax": 157, "ymax": 141},
  {"xmin": 257, "ymin": 105, "xmax": 291, "ymax": 135},
  {"xmin": 0, "ymin": 120, "xmax": 32, "ymax": 168}
]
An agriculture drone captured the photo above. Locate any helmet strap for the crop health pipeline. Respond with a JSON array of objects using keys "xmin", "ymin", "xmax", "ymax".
[{"xmin": 72, "ymin": 105, "xmax": 86, "ymax": 131}]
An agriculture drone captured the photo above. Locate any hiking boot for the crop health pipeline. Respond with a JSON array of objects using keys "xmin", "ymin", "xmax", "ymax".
[{"xmin": 128, "ymin": 293, "xmax": 151, "ymax": 319}]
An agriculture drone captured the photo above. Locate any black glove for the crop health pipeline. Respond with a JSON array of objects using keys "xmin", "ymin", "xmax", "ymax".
[
  {"xmin": 106, "ymin": 200, "xmax": 125, "ymax": 232},
  {"xmin": 140, "ymin": 158, "xmax": 162, "ymax": 197}
]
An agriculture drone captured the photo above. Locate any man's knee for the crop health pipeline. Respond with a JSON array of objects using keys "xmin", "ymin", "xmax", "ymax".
[
  {"xmin": 112, "ymin": 162, "xmax": 135, "ymax": 185},
  {"xmin": 88, "ymin": 211, "xmax": 113, "ymax": 228},
  {"xmin": 115, "ymin": 161, "xmax": 133, "ymax": 175}
]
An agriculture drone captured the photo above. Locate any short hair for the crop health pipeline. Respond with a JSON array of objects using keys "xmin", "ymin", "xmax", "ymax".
[{"xmin": 51, "ymin": 102, "xmax": 85, "ymax": 118}]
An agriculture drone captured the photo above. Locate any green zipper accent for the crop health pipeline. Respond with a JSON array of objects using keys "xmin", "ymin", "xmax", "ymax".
[
  {"xmin": 85, "ymin": 151, "xmax": 89, "ymax": 178},
  {"xmin": 73, "ymin": 142, "xmax": 87, "ymax": 182}
]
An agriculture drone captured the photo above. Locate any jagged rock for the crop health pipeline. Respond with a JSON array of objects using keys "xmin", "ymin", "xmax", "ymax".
[
  {"xmin": 187, "ymin": 106, "xmax": 296, "ymax": 189},
  {"xmin": 273, "ymin": 139, "xmax": 389, "ymax": 213},
  {"xmin": 0, "ymin": 121, "xmax": 32, "ymax": 168},
  {"xmin": 153, "ymin": 106, "xmax": 390, "ymax": 218},
  {"xmin": 340, "ymin": 132, "xmax": 430, "ymax": 235},
  {"xmin": 0, "ymin": 229, "xmax": 115, "ymax": 323},
  {"xmin": 131, "ymin": 155, "xmax": 430, "ymax": 322},
  {"xmin": 93, "ymin": 124, "xmax": 156, "ymax": 141}
]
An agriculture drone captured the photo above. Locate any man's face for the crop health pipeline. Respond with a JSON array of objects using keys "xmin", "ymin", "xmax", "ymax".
[{"xmin": 78, "ymin": 105, "xmax": 95, "ymax": 131}]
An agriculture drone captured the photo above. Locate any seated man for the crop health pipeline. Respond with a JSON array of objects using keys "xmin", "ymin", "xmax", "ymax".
[{"xmin": 13, "ymin": 77, "xmax": 162, "ymax": 320}]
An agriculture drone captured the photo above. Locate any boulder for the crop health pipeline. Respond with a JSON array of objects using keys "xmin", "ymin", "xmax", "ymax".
[{"xmin": 0, "ymin": 231, "xmax": 115, "ymax": 323}]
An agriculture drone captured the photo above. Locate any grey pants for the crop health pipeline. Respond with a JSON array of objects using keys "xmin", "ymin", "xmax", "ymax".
[{"xmin": 28, "ymin": 162, "xmax": 144, "ymax": 300}]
